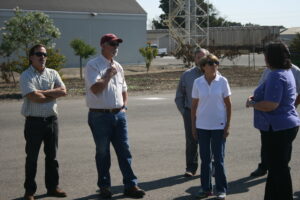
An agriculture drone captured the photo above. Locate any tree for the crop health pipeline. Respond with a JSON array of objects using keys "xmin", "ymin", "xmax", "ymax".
[
  {"xmin": 1, "ymin": 7, "xmax": 60, "ymax": 57},
  {"xmin": 0, "ymin": 41, "xmax": 18, "ymax": 84},
  {"xmin": 152, "ymin": 0, "xmax": 242, "ymax": 29},
  {"xmin": 173, "ymin": 43, "xmax": 196, "ymax": 68},
  {"xmin": 0, "ymin": 7, "xmax": 64, "ymax": 82},
  {"xmin": 139, "ymin": 42, "xmax": 158, "ymax": 72},
  {"xmin": 290, "ymin": 33, "xmax": 300, "ymax": 66},
  {"xmin": 70, "ymin": 39, "xmax": 96, "ymax": 79}
]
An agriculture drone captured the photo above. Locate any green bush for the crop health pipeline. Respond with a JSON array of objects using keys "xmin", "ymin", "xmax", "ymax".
[{"xmin": 16, "ymin": 48, "xmax": 66, "ymax": 74}]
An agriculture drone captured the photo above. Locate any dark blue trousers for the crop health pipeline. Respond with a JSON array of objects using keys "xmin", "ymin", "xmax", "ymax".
[
  {"xmin": 24, "ymin": 116, "xmax": 59, "ymax": 195},
  {"xmin": 261, "ymin": 126, "xmax": 298, "ymax": 200}
]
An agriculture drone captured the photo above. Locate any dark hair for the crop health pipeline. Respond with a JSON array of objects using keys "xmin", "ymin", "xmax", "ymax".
[
  {"xmin": 264, "ymin": 42, "xmax": 291, "ymax": 69},
  {"xmin": 28, "ymin": 44, "xmax": 46, "ymax": 64},
  {"xmin": 198, "ymin": 54, "xmax": 219, "ymax": 73}
]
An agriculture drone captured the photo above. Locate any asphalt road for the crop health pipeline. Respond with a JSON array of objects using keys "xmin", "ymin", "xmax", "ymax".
[{"xmin": 1, "ymin": 87, "xmax": 300, "ymax": 200}]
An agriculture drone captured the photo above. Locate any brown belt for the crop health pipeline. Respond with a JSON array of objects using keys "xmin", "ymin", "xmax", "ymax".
[{"xmin": 89, "ymin": 108, "xmax": 122, "ymax": 113}]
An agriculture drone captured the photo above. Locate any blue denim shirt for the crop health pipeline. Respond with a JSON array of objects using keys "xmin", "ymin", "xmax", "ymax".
[{"xmin": 253, "ymin": 69, "xmax": 300, "ymax": 131}]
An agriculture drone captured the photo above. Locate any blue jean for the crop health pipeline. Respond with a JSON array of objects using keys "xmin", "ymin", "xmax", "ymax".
[
  {"xmin": 197, "ymin": 129, "xmax": 227, "ymax": 193},
  {"xmin": 88, "ymin": 111, "xmax": 138, "ymax": 189}
]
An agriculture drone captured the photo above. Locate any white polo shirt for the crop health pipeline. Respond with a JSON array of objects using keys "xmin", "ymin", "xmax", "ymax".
[
  {"xmin": 192, "ymin": 74, "xmax": 231, "ymax": 130},
  {"xmin": 85, "ymin": 55, "xmax": 127, "ymax": 109}
]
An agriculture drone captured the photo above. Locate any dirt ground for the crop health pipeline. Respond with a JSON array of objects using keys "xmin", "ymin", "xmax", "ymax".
[{"xmin": 0, "ymin": 65, "xmax": 264, "ymax": 100}]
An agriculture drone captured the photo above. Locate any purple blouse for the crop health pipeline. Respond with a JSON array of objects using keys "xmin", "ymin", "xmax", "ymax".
[{"xmin": 253, "ymin": 69, "xmax": 300, "ymax": 131}]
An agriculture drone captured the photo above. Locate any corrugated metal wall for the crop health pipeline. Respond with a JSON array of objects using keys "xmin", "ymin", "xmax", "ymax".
[
  {"xmin": 206, "ymin": 26, "xmax": 281, "ymax": 48},
  {"xmin": 0, "ymin": 10, "xmax": 147, "ymax": 67}
]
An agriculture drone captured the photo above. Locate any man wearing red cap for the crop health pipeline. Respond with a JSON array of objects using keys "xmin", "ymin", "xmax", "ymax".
[{"xmin": 85, "ymin": 33, "xmax": 145, "ymax": 199}]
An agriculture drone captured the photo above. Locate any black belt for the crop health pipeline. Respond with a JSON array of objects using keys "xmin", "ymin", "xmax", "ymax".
[
  {"xmin": 89, "ymin": 108, "xmax": 122, "ymax": 113},
  {"xmin": 26, "ymin": 116, "xmax": 57, "ymax": 121}
]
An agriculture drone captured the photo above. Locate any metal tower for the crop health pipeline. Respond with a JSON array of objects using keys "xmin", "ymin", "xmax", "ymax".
[{"xmin": 167, "ymin": 0, "xmax": 209, "ymax": 54}]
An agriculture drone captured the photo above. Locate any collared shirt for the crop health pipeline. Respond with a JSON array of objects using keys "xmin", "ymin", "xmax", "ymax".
[
  {"xmin": 259, "ymin": 64, "xmax": 300, "ymax": 94},
  {"xmin": 19, "ymin": 66, "xmax": 65, "ymax": 117},
  {"xmin": 253, "ymin": 69, "xmax": 300, "ymax": 131},
  {"xmin": 192, "ymin": 74, "xmax": 231, "ymax": 130},
  {"xmin": 85, "ymin": 54, "xmax": 127, "ymax": 109},
  {"xmin": 175, "ymin": 66, "xmax": 203, "ymax": 114}
]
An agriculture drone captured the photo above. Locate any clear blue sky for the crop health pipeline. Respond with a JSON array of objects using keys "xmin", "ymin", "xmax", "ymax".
[{"xmin": 136, "ymin": 0, "xmax": 300, "ymax": 29}]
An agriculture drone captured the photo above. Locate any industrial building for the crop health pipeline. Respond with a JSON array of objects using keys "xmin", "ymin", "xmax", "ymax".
[
  {"xmin": 280, "ymin": 27, "xmax": 300, "ymax": 46},
  {"xmin": 147, "ymin": 26, "xmax": 287, "ymax": 55},
  {"xmin": 0, "ymin": 0, "xmax": 147, "ymax": 67}
]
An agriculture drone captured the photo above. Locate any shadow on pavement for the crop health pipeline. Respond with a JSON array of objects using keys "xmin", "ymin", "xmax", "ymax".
[
  {"xmin": 139, "ymin": 174, "xmax": 199, "ymax": 191},
  {"xmin": 294, "ymin": 191, "xmax": 300, "ymax": 200},
  {"xmin": 12, "ymin": 194, "xmax": 47, "ymax": 200},
  {"xmin": 73, "ymin": 193, "xmax": 100, "ymax": 200},
  {"xmin": 227, "ymin": 176, "xmax": 266, "ymax": 195},
  {"xmin": 74, "ymin": 174, "xmax": 199, "ymax": 200},
  {"xmin": 173, "ymin": 176, "xmax": 266, "ymax": 200}
]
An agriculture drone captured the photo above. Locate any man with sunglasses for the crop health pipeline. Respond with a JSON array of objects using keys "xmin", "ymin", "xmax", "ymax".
[
  {"xmin": 175, "ymin": 48, "xmax": 209, "ymax": 177},
  {"xmin": 85, "ymin": 33, "xmax": 145, "ymax": 199},
  {"xmin": 20, "ymin": 44, "xmax": 67, "ymax": 200}
]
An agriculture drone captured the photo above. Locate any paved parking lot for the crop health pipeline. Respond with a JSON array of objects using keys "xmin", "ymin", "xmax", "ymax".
[{"xmin": 1, "ymin": 87, "xmax": 300, "ymax": 200}]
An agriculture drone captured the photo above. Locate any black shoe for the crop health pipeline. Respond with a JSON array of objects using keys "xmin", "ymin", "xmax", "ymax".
[
  {"xmin": 24, "ymin": 194, "xmax": 35, "ymax": 200},
  {"xmin": 100, "ymin": 188, "xmax": 112, "ymax": 199},
  {"xmin": 250, "ymin": 168, "xmax": 267, "ymax": 177},
  {"xmin": 124, "ymin": 186, "xmax": 145, "ymax": 198},
  {"xmin": 47, "ymin": 188, "xmax": 67, "ymax": 197}
]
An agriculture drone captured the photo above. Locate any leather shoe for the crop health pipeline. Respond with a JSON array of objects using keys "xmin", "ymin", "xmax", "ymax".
[
  {"xmin": 100, "ymin": 187, "xmax": 112, "ymax": 199},
  {"xmin": 250, "ymin": 167, "xmax": 267, "ymax": 177},
  {"xmin": 47, "ymin": 188, "xmax": 67, "ymax": 197},
  {"xmin": 184, "ymin": 171, "xmax": 196, "ymax": 177},
  {"xmin": 124, "ymin": 186, "xmax": 145, "ymax": 198},
  {"xmin": 24, "ymin": 194, "xmax": 34, "ymax": 200}
]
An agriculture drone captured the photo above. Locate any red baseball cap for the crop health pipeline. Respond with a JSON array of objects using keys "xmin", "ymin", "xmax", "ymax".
[{"xmin": 100, "ymin": 33, "xmax": 123, "ymax": 45}]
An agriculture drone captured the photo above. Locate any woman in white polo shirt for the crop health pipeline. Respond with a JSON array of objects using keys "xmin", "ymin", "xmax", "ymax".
[{"xmin": 191, "ymin": 54, "xmax": 232, "ymax": 200}]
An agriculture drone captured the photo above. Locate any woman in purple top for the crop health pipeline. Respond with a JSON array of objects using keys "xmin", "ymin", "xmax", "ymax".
[{"xmin": 246, "ymin": 42, "xmax": 300, "ymax": 200}]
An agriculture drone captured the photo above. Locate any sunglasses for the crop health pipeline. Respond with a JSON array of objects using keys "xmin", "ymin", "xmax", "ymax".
[
  {"xmin": 108, "ymin": 41, "xmax": 119, "ymax": 47},
  {"xmin": 207, "ymin": 60, "xmax": 219, "ymax": 66},
  {"xmin": 34, "ymin": 52, "xmax": 48, "ymax": 57}
]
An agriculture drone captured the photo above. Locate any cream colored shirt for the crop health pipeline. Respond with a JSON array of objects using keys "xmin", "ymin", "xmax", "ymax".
[
  {"xmin": 19, "ymin": 66, "xmax": 65, "ymax": 117},
  {"xmin": 85, "ymin": 55, "xmax": 127, "ymax": 109}
]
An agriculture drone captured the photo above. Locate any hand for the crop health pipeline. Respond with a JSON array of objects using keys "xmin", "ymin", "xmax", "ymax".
[
  {"xmin": 224, "ymin": 125, "xmax": 230, "ymax": 138},
  {"xmin": 105, "ymin": 66, "xmax": 117, "ymax": 78},
  {"xmin": 192, "ymin": 128, "xmax": 198, "ymax": 141},
  {"xmin": 246, "ymin": 96, "xmax": 254, "ymax": 108}
]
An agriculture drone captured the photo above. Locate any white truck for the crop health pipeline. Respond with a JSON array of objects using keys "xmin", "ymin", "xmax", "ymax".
[{"xmin": 151, "ymin": 44, "xmax": 167, "ymax": 57}]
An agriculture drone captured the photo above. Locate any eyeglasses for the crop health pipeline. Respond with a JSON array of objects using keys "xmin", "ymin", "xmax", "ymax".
[
  {"xmin": 207, "ymin": 60, "xmax": 219, "ymax": 66},
  {"xmin": 108, "ymin": 41, "xmax": 119, "ymax": 47},
  {"xmin": 34, "ymin": 52, "xmax": 48, "ymax": 57}
]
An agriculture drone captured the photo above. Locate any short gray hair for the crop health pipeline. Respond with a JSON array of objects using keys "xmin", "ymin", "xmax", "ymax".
[{"xmin": 194, "ymin": 48, "xmax": 209, "ymax": 56}]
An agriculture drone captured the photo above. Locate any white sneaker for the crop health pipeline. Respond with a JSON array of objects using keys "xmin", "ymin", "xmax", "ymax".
[{"xmin": 216, "ymin": 192, "xmax": 226, "ymax": 200}]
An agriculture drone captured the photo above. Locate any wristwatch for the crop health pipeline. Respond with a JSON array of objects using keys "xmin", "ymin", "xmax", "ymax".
[
  {"xmin": 249, "ymin": 100, "xmax": 256, "ymax": 107},
  {"xmin": 122, "ymin": 105, "xmax": 128, "ymax": 110}
]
